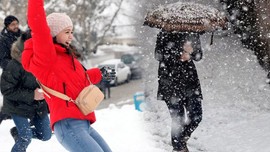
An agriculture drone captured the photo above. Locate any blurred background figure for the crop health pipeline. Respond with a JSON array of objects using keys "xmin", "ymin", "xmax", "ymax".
[
  {"xmin": 99, "ymin": 66, "xmax": 116, "ymax": 99},
  {"xmin": 0, "ymin": 15, "xmax": 21, "ymax": 70},
  {"xmin": 99, "ymin": 78, "xmax": 111, "ymax": 99},
  {"xmin": 0, "ymin": 32, "xmax": 51, "ymax": 152},
  {"xmin": 0, "ymin": 15, "xmax": 22, "ymax": 125}
]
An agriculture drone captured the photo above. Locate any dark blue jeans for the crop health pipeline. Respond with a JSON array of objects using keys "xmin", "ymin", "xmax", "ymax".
[{"xmin": 11, "ymin": 114, "xmax": 51, "ymax": 152}]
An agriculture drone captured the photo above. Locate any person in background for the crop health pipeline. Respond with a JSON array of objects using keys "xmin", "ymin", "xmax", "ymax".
[
  {"xmin": 99, "ymin": 67, "xmax": 113, "ymax": 99},
  {"xmin": 1, "ymin": 32, "xmax": 52, "ymax": 152},
  {"xmin": 103, "ymin": 79, "xmax": 111, "ymax": 99},
  {"xmin": 0, "ymin": 15, "xmax": 22, "ymax": 136},
  {"xmin": 0, "ymin": 15, "xmax": 21, "ymax": 70},
  {"xmin": 22, "ymin": 0, "xmax": 114, "ymax": 151},
  {"xmin": 155, "ymin": 31, "xmax": 203, "ymax": 152}
]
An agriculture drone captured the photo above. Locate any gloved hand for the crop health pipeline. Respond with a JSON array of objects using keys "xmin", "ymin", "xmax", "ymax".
[{"xmin": 100, "ymin": 66, "xmax": 116, "ymax": 81}]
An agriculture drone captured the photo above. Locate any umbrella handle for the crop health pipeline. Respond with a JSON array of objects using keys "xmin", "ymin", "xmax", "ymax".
[{"xmin": 210, "ymin": 32, "xmax": 214, "ymax": 45}]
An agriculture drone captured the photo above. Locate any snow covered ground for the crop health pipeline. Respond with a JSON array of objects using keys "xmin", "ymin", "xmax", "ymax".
[
  {"xmin": 1, "ymin": 31, "xmax": 270, "ymax": 152},
  {"xmin": 190, "ymin": 33, "xmax": 270, "ymax": 152},
  {"xmin": 140, "ymin": 31, "xmax": 270, "ymax": 152}
]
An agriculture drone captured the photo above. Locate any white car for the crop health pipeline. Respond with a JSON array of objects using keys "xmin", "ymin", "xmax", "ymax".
[{"xmin": 98, "ymin": 59, "xmax": 131, "ymax": 86}]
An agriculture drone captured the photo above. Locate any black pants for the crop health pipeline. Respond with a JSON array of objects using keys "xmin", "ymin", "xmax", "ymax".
[
  {"xmin": 166, "ymin": 97, "xmax": 202, "ymax": 150},
  {"xmin": 101, "ymin": 86, "xmax": 110, "ymax": 99},
  {"xmin": 104, "ymin": 85, "xmax": 110, "ymax": 99}
]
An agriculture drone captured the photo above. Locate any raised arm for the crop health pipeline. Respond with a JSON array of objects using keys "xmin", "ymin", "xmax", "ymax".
[{"xmin": 26, "ymin": 0, "xmax": 56, "ymax": 69}]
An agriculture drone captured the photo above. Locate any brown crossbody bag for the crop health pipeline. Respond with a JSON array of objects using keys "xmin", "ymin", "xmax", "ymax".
[{"xmin": 38, "ymin": 74, "xmax": 104, "ymax": 115}]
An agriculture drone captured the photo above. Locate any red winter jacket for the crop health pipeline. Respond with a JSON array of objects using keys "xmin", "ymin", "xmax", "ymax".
[{"xmin": 22, "ymin": 0, "xmax": 102, "ymax": 129}]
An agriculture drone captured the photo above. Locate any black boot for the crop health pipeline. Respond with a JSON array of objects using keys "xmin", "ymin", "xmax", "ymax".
[
  {"xmin": 172, "ymin": 138, "xmax": 189, "ymax": 152},
  {"xmin": 10, "ymin": 127, "xmax": 19, "ymax": 142}
]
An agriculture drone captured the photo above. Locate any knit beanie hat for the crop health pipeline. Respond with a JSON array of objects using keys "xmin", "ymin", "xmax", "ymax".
[
  {"xmin": 4, "ymin": 15, "xmax": 19, "ymax": 27},
  {"xmin": 46, "ymin": 13, "xmax": 73, "ymax": 37}
]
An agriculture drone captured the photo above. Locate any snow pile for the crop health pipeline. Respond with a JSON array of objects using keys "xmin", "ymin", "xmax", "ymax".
[{"xmin": 0, "ymin": 105, "xmax": 165, "ymax": 152}]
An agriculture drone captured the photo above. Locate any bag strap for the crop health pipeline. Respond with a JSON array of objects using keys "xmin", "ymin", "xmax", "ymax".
[
  {"xmin": 37, "ymin": 80, "xmax": 74, "ymax": 102},
  {"xmin": 81, "ymin": 64, "xmax": 92, "ymax": 85},
  {"xmin": 85, "ymin": 73, "xmax": 92, "ymax": 85},
  {"xmin": 36, "ymin": 64, "xmax": 92, "ymax": 102}
]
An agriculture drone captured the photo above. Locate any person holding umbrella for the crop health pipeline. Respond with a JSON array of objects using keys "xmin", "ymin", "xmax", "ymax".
[
  {"xmin": 145, "ymin": 2, "xmax": 228, "ymax": 152},
  {"xmin": 155, "ymin": 30, "xmax": 203, "ymax": 152}
]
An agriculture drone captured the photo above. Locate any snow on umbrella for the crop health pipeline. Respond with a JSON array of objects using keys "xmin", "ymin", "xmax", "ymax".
[{"xmin": 144, "ymin": 2, "xmax": 228, "ymax": 33}]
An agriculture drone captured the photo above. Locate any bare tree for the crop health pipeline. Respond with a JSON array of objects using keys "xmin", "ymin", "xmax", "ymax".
[
  {"xmin": 0, "ymin": 0, "xmax": 27, "ymax": 29},
  {"xmin": 92, "ymin": 0, "xmax": 124, "ymax": 53},
  {"xmin": 44, "ymin": 0, "xmax": 125, "ymax": 57},
  {"xmin": 0, "ymin": 0, "xmax": 125, "ymax": 58}
]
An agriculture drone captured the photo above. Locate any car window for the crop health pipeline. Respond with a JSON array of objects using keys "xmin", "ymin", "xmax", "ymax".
[
  {"xmin": 121, "ymin": 55, "xmax": 134, "ymax": 64},
  {"xmin": 133, "ymin": 54, "xmax": 142, "ymax": 61},
  {"xmin": 98, "ymin": 64, "xmax": 115, "ymax": 69}
]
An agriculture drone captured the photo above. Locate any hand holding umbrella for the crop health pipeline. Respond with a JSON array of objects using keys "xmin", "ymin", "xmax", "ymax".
[{"xmin": 180, "ymin": 41, "xmax": 193, "ymax": 62}]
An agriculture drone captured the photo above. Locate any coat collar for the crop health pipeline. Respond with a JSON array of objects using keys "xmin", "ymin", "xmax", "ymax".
[{"xmin": 54, "ymin": 43, "xmax": 68, "ymax": 53}]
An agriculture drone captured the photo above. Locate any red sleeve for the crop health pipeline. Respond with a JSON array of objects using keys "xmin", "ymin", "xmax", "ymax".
[
  {"xmin": 86, "ymin": 68, "xmax": 102, "ymax": 84},
  {"xmin": 21, "ymin": 40, "xmax": 33, "ymax": 72},
  {"xmin": 27, "ymin": 0, "xmax": 56, "ymax": 69}
]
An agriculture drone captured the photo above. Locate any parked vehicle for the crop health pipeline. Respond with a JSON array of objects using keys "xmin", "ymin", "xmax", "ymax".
[
  {"xmin": 121, "ymin": 53, "xmax": 143, "ymax": 79},
  {"xmin": 98, "ymin": 59, "xmax": 131, "ymax": 86}
]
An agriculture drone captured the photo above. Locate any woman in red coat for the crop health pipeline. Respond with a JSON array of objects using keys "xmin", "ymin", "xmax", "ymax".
[{"xmin": 22, "ymin": 0, "xmax": 112, "ymax": 151}]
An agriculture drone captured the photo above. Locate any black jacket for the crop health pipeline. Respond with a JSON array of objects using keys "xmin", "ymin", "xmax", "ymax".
[
  {"xmin": 155, "ymin": 31, "xmax": 203, "ymax": 102},
  {"xmin": 0, "ymin": 28, "xmax": 21, "ymax": 70},
  {"xmin": 0, "ymin": 43, "xmax": 48, "ymax": 118}
]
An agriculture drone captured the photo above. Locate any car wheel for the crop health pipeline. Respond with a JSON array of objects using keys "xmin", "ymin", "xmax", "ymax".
[
  {"xmin": 114, "ymin": 78, "xmax": 118, "ymax": 86},
  {"xmin": 126, "ymin": 74, "xmax": 131, "ymax": 83}
]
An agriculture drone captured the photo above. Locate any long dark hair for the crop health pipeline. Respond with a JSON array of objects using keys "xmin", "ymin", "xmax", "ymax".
[{"xmin": 52, "ymin": 37, "xmax": 82, "ymax": 59}]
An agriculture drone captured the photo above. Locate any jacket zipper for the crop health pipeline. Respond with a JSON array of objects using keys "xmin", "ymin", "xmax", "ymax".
[
  {"xmin": 71, "ymin": 55, "xmax": 76, "ymax": 71},
  {"xmin": 63, "ymin": 83, "xmax": 68, "ymax": 107}
]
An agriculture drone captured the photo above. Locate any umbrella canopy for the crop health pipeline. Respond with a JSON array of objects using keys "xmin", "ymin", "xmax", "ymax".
[{"xmin": 144, "ymin": 2, "xmax": 228, "ymax": 33}]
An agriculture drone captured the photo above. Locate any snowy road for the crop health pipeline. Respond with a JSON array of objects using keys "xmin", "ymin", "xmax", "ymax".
[{"xmin": 97, "ymin": 78, "xmax": 144, "ymax": 110}]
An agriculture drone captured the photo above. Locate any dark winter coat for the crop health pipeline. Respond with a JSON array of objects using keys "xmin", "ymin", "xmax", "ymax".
[
  {"xmin": 155, "ymin": 31, "xmax": 203, "ymax": 103},
  {"xmin": 0, "ymin": 28, "xmax": 21, "ymax": 70},
  {"xmin": 0, "ymin": 38, "xmax": 48, "ymax": 119}
]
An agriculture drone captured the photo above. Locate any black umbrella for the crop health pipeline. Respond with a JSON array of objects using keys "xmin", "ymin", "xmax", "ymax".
[{"xmin": 144, "ymin": 2, "xmax": 228, "ymax": 33}]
